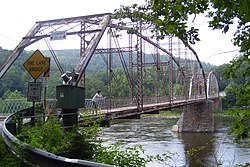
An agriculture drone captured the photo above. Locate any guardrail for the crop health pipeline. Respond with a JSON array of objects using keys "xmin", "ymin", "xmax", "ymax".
[{"xmin": 1, "ymin": 108, "xmax": 114, "ymax": 167}]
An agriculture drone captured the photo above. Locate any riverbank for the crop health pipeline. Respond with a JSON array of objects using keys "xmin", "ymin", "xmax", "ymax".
[{"xmin": 142, "ymin": 110, "xmax": 181, "ymax": 119}]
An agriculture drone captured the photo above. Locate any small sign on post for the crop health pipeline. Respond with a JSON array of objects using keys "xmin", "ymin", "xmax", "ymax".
[{"xmin": 27, "ymin": 82, "xmax": 42, "ymax": 102}]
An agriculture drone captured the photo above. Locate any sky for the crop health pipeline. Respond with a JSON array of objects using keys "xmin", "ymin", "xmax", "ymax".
[{"xmin": 0, "ymin": 0, "xmax": 239, "ymax": 66}]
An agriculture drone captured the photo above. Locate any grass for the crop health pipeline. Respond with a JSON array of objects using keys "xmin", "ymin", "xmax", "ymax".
[
  {"xmin": 142, "ymin": 108, "xmax": 231, "ymax": 118},
  {"xmin": 142, "ymin": 109, "xmax": 182, "ymax": 118},
  {"xmin": 212, "ymin": 109, "xmax": 231, "ymax": 116}
]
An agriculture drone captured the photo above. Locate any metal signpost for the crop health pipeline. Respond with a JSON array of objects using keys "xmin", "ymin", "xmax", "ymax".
[
  {"xmin": 23, "ymin": 50, "xmax": 50, "ymax": 124},
  {"xmin": 43, "ymin": 57, "xmax": 51, "ymax": 119}
]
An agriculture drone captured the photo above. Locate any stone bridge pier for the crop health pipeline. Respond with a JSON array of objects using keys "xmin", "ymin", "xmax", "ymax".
[{"xmin": 173, "ymin": 99, "xmax": 221, "ymax": 133}]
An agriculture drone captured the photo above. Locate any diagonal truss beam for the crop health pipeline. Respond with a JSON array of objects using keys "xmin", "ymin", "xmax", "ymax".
[
  {"xmin": 0, "ymin": 13, "xmax": 112, "ymax": 79},
  {"xmin": 74, "ymin": 15, "xmax": 111, "ymax": 85},
  {"xmin": 0, "ymin": 24, "xmax": 41, "ymax": 78}
]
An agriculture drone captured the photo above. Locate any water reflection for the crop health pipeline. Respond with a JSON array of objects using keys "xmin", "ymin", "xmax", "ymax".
[
  {"xmin": 177, "ymin": 132, "xmax": 215, "ymax": 167},
  {"xmin": 101, "ymin": 117, "xmax": 250, "ymax": 166}
]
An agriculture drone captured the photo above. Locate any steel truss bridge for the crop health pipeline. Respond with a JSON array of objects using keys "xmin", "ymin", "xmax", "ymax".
[
  {"xmin": 0, "ymin": 13, "xmax": 219, "ymax": 166},
  {"xmin": 0, "ymin": 13, "xmax": 219, "ymax": 111}
]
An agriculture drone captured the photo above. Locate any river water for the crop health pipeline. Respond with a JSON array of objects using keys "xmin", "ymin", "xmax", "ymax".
[{"xmin": 101, "ymin": 116, "xmax": 250, "ymax": 167}]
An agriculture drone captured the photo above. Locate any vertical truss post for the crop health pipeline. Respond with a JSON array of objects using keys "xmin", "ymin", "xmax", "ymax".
[
  {"xmin": 136, "ymin": 23, "xmax": 143, "ymax": 112},
  {"xmin": 80, "ymin": 21, "xmax": 86, "ymax": 87},
  {"xmin": 108, "ymin": 29, "xmax": 113, "ymax": 112},
  {"xmin": 169, "ymin": 36, "xmax": 174, "ymax": 105},
  {"xmin": 194, "ymin": 62, "xmax": 199, "ymax": 99},
  {"xmin": 185, "ymin": 47, "xmax": 189, "ymax": 101},
  {"xmin": 155, "ymin": 33, "xmax": 159, "ymax": 103},
  {"xmin": 129, "ymin": 34, "xmax": 134, "ymax": 105}
]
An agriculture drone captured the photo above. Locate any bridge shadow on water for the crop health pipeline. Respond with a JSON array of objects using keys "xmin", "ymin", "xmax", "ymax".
[{"xmin": 177, "ymin": 132, "xmax": 216, "ymax": 167}]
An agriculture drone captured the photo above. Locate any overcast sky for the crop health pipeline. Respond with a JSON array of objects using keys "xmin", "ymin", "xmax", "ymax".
[{"xmin": 0, "ymin": 0, "xmax": 239, "ymax": 66}]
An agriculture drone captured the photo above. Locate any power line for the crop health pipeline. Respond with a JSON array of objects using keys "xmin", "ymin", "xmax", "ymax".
[
  {"xmin": 0, "ymin": 33, "xmax": 17, "ymax": 43},
  {"xmin": 203, "ymin": 49, "xmax": 240, "ymax": 60}
]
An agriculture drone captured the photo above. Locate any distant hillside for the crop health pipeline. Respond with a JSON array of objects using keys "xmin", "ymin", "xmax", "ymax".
[
  {"xmin": 1, "ymin": 48, "xmax": 215, "ymax": 74},
  {"xmin": 0, "ymin": 48, "xmax": 216, "ymax": 98},
  {"xmin": 41, "ymin": 49, "xmax": 215, "ymax": 73}
]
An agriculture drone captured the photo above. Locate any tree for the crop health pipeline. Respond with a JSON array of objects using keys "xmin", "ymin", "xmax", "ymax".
[{"xmin": 115, "ymin": 0, "xmax": 250, "ymax": 141}]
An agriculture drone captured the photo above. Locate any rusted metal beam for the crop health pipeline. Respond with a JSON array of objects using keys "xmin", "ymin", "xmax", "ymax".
[
  {"xmin": 23, "ymin": 29, "xmax": 101, "ymax": 40},
  {"xmin": 74, "ymin": 15, "xmax": 111, "ymax": 85},
  {"xmin": 95, "ymin": 47, "xmax": 135, "ymax": 54},
  {"xmin": 36, "ymin": 13, "xmax": 112, "ymax": 26},
  {"xmin": 0, "ymin": 23, "xmax": 41, "ymax": 78}
]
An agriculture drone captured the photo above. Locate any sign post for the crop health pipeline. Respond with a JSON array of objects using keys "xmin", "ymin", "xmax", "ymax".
[
  {"xmin": 23, "ymin": 50, "xmax": 50, "ymax": 125},
  {"xmin": 43, "ymin": 57, "xmax": 51, "ymax": 117}
]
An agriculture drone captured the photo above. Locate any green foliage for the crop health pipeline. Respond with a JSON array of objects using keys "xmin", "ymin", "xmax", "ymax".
[
  {"xmin": 17, "ymin": 117, "xmax": 69, "ymax": 154},
  {"xmin": 114, "ymin": 0, "xmax": 250, "ymax": 68},
  {"xmin": 95, "ymin": 145, "xmax": 150, "ymax": 167},
  {"xmin": 234, "ymin": 163, "xmax": 250, "ymax": 167},
  {"xmin": 59, "ymin": 125, "xmax": 103, "ymax": 160},
  {"xmin": 221, "ymin": 83, "xmax": 238, "ymax": 109},
  {"xmin": 223, "ymin": 57, "xmax": 250, "ymax": 141},
  {"xmin": 208, "ymin": 0, "xmax": 250, "ymax": 54},
  {"xmin": 142, "ymin": 109, "xmax": 182, "ymax": 118},
  {"xmin": 95, "ymin": 144, "xmax": 178, "ymax": 167},
  {"xmin": 114, "ymin": 0, "xmax": 209, "ymax": 44},
  {"xmin": 0, "ymin": 135, "xmax": 22, "ymax": 167},
  {"xmin": 229, "ymin": 108, "xmax": 250, "ymax": 142},
  {"xmin": 212, "ymin": 63, "xmax": 231, "ymax": 91}
]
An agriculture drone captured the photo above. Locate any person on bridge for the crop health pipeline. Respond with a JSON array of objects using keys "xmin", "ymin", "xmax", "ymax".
[{"xmin": 92, "ymin": 90, "xmax": 103, "ymax": 115}]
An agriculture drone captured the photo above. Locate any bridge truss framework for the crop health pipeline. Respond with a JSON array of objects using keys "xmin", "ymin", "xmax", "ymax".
[{"xmin": 0, "ymin": 13, "xmax": 219, "ymax": 112}]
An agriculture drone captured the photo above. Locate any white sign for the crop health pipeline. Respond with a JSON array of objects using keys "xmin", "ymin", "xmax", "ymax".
[
  {"xmin": 50, "ymin": 31, "xmax": 67, "ymax": 41},
  {"xmin": 43, "ymin": 77, "xmax": 49, "ymax": 88},
  {"xmin": 27, "ymin": 82, "xmax": 42, "ymax": 102}
]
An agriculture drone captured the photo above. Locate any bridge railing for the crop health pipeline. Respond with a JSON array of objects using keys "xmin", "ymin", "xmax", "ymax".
[
  {"xmin": 0, "ymin": 98, "xmax": 106, "ymax": 116},
  {"xmin": 85, "ymin": 98, "xmax": 107, "ymax": 109},
  {"xmin": 105, "ymin": 97, "xmax": 136, "ymax": 108},
  {"xmin": 0, "ymin": 99, "xmax": 58, "ymax": 116},
  {"xmin": 0, "ymin": 99, "xmax": 32, "ymax": 116},
  {"xmin": 0, "ymin": 96, "xmax": 192, "ymax": 116}
]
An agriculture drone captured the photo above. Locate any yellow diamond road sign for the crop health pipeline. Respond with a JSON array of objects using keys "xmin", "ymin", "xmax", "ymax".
[{"xmin": 23, "ymin": 50, "xmax": 50, "ymax": 80}]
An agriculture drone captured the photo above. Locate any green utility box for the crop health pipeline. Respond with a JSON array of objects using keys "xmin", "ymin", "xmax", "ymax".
[{"xmin": 56, "ymin": 85, "xmax": 85, "ymax": 109}]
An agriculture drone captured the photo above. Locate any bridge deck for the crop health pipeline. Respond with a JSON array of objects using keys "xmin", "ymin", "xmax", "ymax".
[{"xmin": 92, "ymin": 98, "xmax": 208, "ymax": 120}]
